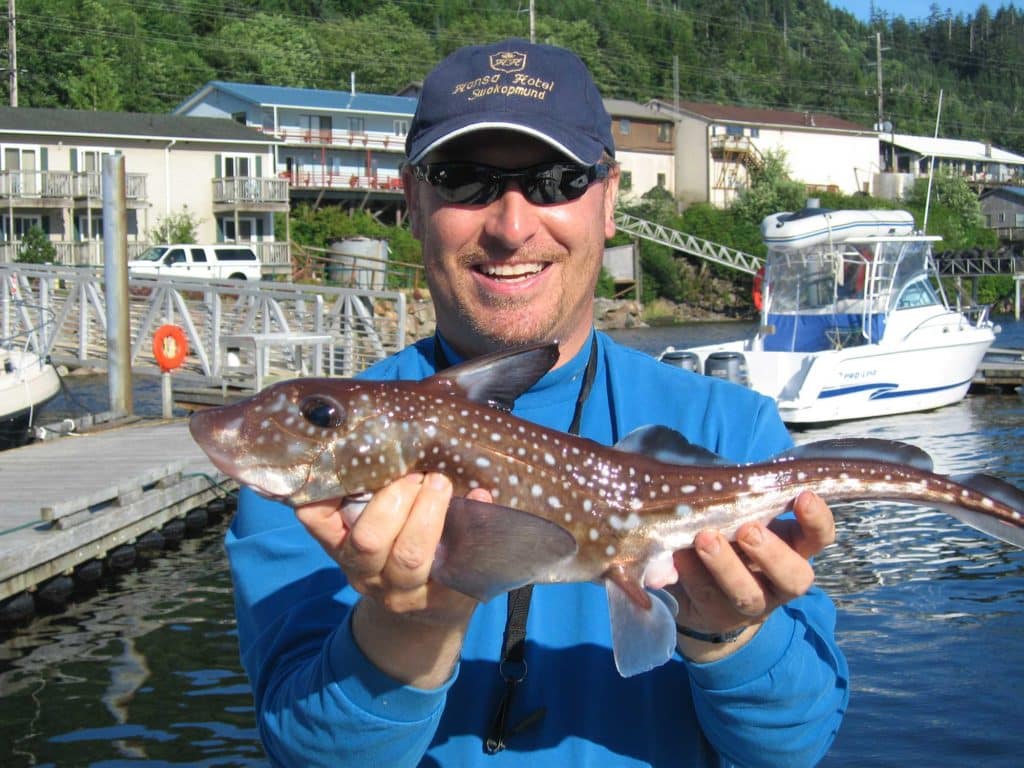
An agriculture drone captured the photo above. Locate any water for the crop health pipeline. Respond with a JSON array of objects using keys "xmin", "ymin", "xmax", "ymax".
[{"xmin": 2, "ymin": 318, "xmax": 1023, "ymax": 767}]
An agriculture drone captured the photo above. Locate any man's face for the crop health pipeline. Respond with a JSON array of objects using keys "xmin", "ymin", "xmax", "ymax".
[{"xmin": 405, "ymin": 131, "xmax": 618, "ymax": 363}]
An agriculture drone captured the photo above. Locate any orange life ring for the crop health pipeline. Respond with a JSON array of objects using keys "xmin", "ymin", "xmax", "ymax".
[
  {"xmin": 752, "ymin": 266, "xmax": 765, "ymax": 311},
  {"xmin": 153, "ymin": 324, "xmax": 188, "ymax": 372}
]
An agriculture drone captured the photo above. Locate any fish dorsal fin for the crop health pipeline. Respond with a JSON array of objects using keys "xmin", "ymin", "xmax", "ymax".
[
  {"xmin": 426, "ymin": 342, "xmax": 560, "ymax": 411},
  {"xmin": 777, "ymin": 438, "xmax": 934, "ymax": 471},
  {"xmin": 431, "ymin": 496, "xmax": 577, "ymax": 603},
  {"xmin": 613, "ymin": 425, "xmax": 731, "ymax": 466}
]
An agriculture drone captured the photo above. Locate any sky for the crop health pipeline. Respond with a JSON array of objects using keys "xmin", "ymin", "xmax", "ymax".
[{"xmin": 829, "ymin": 1, "xmax": 996, "ymax": 22}]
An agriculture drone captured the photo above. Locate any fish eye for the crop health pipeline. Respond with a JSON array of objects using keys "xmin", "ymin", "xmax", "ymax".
[{"xmin": 299, "ymin": 397, "xmax": 345, "ymax": 429}]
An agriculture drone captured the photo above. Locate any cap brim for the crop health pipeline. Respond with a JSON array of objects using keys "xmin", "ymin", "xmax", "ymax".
[{"xmin": 407, "ymin": 116, "xmax": 605, "ymax": 166}]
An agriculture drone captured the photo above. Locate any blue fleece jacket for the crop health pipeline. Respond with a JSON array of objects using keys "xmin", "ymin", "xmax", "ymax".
[{"xmin": 226, "ymin": 331, "xmax": 848, "ymax": 767}]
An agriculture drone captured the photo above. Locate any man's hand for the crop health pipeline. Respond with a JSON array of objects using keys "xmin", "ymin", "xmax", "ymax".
[
  {"xmin": 669, "ymin": 490, "xmax": 837, "ymax": 662},
  {"xmin": 295, "ymin": 473, "xmax": 487, "ymax": 687}
]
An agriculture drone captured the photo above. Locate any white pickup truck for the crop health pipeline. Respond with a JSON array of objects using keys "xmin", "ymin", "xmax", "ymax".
[{"xmin": 128, "ymin": 244, "xmax": 262, "ymax": 281}]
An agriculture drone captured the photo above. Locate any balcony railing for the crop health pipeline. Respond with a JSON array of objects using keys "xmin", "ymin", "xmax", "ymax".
[
  {"xmin": 0, "ymin": 170, "xmax": 76, "ymax": 199},
  {"xmin": 283, "ymin": 171, "xmax": 403, "ymax": 192},
  {"xmin": 0, "ymin": 240, "xmax": 150, "ymax": 266},
  {"xmin": 72, "ymin": 171, "xmax": 148, "ymax": 202},
  {"xmin": 273, "ymin": 127, "xmax": 407, "ymax": 152},
  {"xmin": 212, "ymin": 176, "xmax": 290, "ymax": 205}
]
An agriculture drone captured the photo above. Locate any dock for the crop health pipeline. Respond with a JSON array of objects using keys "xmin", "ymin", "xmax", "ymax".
[
  {"xmin": 972, "ymin": 346, "xmax": 1024, "ymax": 391},
  {"xmin": 0, "ymin": 417, "xmax": 231, "ymax": 620}
]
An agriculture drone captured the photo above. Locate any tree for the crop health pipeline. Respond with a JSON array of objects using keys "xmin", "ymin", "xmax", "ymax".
[
  {"xmin": 17, "ymin": 226, "xmax": 57, "ymax": 264},
  {"xmin": 731, "ymin": 150, "xmax": 807, "ymax": 227},
  {"xmin": 149, "ymin": 207, "xmax": 202, "ymax": 244}
]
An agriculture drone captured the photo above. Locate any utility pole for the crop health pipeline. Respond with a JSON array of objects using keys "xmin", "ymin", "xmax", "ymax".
[
  {"xmin": 529, "ymin": 0, "xmax": 535, "ymax": 44},
  {"xmin": 7, "ymin": 0, "xmax": 16, "ymax": 107},
  {"xmin": 875, "ymin": 31, "xmax": 884, "ymax": 131}
]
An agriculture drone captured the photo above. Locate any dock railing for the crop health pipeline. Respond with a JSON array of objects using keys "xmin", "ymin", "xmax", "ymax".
[{"xmin": 0, "ymin": 264, "xmax": 407, "ymax": 389}]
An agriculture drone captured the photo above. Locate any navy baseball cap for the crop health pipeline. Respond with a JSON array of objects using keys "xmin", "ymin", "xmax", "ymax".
[{"xmin": 406, "ymin": 38, "xmax": 615, "ymax": 166}]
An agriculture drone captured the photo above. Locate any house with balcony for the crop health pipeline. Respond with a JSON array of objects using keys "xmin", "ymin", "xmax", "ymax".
[
  {"xmin": 876, "ymin": 133, "xmax": 1024, "ymax": 200},
  {"xmin": 604, "ymin": 99, "xmax": 676, "ymax": 202},
  {"xmin": 0, "ymin": 106, "xmax": 289, "ymax": 272},
  {"xmin": 647, "ymin": 100, "xmax": 878, "ymax": 208},
  {"xmin": 174, "ymin": 82, "xmax": 417, "ymax": 224}
]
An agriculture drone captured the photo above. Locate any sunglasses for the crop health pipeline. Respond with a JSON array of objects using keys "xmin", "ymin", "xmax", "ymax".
[{"xmin": 410, "ymin": 160, "xmax": 610, "ymax": 206}]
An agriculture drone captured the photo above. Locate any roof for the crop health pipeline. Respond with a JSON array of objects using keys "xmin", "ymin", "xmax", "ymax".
[
  {"xmin": 176, "ymin": 81, "xmax": 418, "ymax": 117},
  {"xmin": 886, "ymin": 133, "xmax": 1024, "ymax": 165},
  {"xmin": 0, "ymin": 106, "xmax": 276, "ymax": 144},
  {"xmin": 647, "ymin": 99, "xmax": 870, "ymax": 133},
  {"xmin": 603, "ymin": 99, "xmax": 675, "ymax": 122},
  {"xmin": 980, "ymin": 186, "xmax": 1024, "ymax": 200}
]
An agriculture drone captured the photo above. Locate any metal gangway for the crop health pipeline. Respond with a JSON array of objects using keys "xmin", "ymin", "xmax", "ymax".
[
  {"xmin": 614, "ymin": 211, "xmax": 763, "ymax": 275},
  {"xmin": 0, "ymin": 264, "xmax": 408, "ymax": 392}
]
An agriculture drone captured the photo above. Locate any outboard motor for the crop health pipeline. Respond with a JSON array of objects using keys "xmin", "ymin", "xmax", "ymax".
[
  {"xmin": 660, "ymin": 350, "xmax": 700, "ymax": 373},
  {"xmin": 704, "ymin": 351, "xmax": 749, "ymax": 387}
]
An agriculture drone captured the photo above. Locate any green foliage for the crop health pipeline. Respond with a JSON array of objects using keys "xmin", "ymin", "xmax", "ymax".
[
  {"xmin": 903, "ymin": 170, "xmax": 998, "ymax": 251},
  {"xmin": 148, "ymin": 207, "xmax": 201, "ymax": 244},
  {"xmin": 731, "ymin": 151, "xmax": 807, "ymax": 229},
  {"xmin": 16, "ymin": 226, "xmax": 57, "ymax": 264},
  {"xmin": 595, "ymin": 268, "xmax": 617, "ymax": 299}
]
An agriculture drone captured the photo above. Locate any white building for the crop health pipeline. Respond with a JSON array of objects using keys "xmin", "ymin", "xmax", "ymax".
[
  {"xmin": 0, "ymin": 106, "xmax": 289, "ymax": 271},
  {"xmin": 648, "ymin": 100, "xmax": 878, "ymax": 208},
  {"xmin": 603, "ymin": 99, "xmax": 676, "ymax": 201}
]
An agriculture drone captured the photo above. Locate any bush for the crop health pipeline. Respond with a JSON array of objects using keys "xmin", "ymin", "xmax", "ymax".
[{"xmin": 149, "ymin": 206, "xmax": 201, "ymax": 244}]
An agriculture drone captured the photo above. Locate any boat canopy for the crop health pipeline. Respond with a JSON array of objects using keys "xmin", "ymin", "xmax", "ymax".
[{"xmin": 761, "ymin": 238, "xmax": 942, "ymax": 352}]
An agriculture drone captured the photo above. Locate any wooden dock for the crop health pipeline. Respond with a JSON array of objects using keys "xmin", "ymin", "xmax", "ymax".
[
  {"xmin": 0, "ymin": 418, "xmax": 231, "ymax": 613},
  {"xmin": 972, "ymin": 347, "xmax": 1024, "ymax": 391}
]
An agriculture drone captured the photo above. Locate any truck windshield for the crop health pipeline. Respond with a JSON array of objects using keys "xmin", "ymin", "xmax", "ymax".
[{"xmin": 136, "ymin": 246, "xmax": 169, "ymax": 262}]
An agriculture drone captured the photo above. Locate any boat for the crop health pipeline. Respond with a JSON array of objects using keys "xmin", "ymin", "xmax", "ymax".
[
  {"xmin": 0, "ymin": 346, "xmax": 61, "ymax": 448},
  {"xmin": 658, "ymin": 206, "xmax": 997, "ymax": 425}
]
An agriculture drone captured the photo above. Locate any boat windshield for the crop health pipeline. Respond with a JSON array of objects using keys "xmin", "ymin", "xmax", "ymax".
[{"xmin": 762, "ymin": 238, "xmax": 941, "ymax": 352}]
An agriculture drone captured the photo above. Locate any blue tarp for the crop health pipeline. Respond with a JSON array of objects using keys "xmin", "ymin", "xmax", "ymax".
[{"xmin": 763, "ymin": 313, "xmax": 886, "ymax": 352}]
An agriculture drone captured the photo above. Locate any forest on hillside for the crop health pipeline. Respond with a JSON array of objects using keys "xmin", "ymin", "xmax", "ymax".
[{"xmin": 9, "ymin": 0, "xmax": 1024, "ymax": 153}]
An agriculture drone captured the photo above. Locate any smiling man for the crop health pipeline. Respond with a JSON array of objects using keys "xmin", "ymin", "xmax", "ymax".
[{"xmin": 224, "ymin": 39, "xmax": 848, "ymax": 767}]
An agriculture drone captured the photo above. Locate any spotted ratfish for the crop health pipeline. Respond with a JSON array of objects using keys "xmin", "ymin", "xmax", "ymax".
[{"xmin": 189, "ymin": 342, "xmax": 1024, "ymax": 676}]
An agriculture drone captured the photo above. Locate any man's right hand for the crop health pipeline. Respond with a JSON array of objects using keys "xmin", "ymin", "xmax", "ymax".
[{"xmin": 295, "ymin": 473, "xmax": 482, "ymax": 687}]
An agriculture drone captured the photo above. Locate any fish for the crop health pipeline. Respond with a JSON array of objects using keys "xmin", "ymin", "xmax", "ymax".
[{"xmin": 189, "ymin": 342, "xmax": 1024, "ymax": 676}]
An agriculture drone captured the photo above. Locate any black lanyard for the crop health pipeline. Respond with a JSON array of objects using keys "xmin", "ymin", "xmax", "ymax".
[{"xmin": 432, "ymin": 334, "xmax": 600, "ymax": 754}]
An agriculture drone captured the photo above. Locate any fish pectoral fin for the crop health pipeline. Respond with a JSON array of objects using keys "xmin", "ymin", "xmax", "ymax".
[
  {"xmin": 605, "ymin": 566, "xmax": 679, "ymax": 677},
  {"xmin": 430, "ymin": 497, "xmax": 578, "ymax": 603},
  {"xmin": 426, "ymin": 342, "xmax": 560, "ymax": 411}
]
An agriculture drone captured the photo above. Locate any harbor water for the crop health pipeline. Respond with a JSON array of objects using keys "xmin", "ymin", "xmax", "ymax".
[{"xmin": 2, "ymin": 318, "xmax": 1023, "ymax": 766}]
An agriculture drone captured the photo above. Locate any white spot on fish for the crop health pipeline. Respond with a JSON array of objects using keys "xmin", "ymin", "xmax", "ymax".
[
  {"xmin": 682, "ymin": 484, "xmax": 696, "ymax": 494},
  {"xmin": 508, "ymin": 475, "xmax": 519, "ymax": 486},
  {"xmin": 606, "ymin": 544, "xmax": 617, "ymax": 556},
  {"xmin": 531, "ymin": 484, "xmax": 543, "ymax": 498},
  {"xmin": 661, "ymin": 484, "xmax": 670, "ymax": 494},
  {"xmin": 582, "ymin": 499, "xmax": 593, "ymax": 513},
  {"xmin": 712, "ymin": 481, "xmax": 723, "ymax": 491},
  {"xmin": 476, "ymin": 457, "xmax": 491, "ymax": 469},
  {"xmin": 547, "ymin": 496, "xmax": 562, "ymax": 509},
  {"xmin": 544, "ymin": 453, "xmax": 556, "ymax": 466},
  {"xmin": 610, "ymin": 513, "xmax": 642, "ymax": 531},
  {"xmin": 425, "ymin": 425, "xmax": 437, "ymax": 439},
  {"xmin": 491, "ymin": 433, "xmax": 502, "ymax": 442},
  {"xmin": 564, "ymin": 512, "xmax": 573, "ymax": 522},
  {"xmin": 589, "ymin": 528, "xmax": 599, "ymax": 541},
  {"xmin": 675, "ymin": 504, "xmax": 691, "ymax": 516}
]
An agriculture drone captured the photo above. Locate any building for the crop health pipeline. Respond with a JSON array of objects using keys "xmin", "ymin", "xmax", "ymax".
[
  {"xmin": 647, "ymin": 100, "xmax": 878, "ymax": 208},
  {"xmin": 0, "ymin": 106, "xmax": 289, "ymax": 271},
  {"xmin": 603, "ymin": 99, "xmax": 676, "ymax": 201},
  {"xmin": 175, "ymin": 82, "xmax": 417, "ymax": 223},
  {"xmin": 980, "ymin": 186, "xmax": 1024, "ymax": 241},
  {"xmin": 876, "ymin": 133, "xmax": 1024, "ymax": 200}
]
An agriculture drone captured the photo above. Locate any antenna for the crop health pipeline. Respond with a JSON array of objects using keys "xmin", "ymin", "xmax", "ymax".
[{"xmin": 922, "ymin": 89, "xmax": 943, "ymax": 233}]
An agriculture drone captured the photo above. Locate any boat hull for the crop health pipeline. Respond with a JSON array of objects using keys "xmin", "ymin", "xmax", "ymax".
[
  {"xmin": 0, "ymin": 350, "xmax": 61, "ymax": 447},
  {"xmin": 662, "ymin": 321, "xmax": 994, "ymax": 425}
]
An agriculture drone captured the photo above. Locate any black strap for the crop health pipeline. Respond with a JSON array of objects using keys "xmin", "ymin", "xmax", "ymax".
[{"xmin": 483, "ymin": 334, "xmax": 599, "ymax": 754}]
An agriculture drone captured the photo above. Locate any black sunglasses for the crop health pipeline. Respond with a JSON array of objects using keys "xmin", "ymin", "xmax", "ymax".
[{"xmin": 410, "ymin": 160, "xmax": 610, "ymax": 206}]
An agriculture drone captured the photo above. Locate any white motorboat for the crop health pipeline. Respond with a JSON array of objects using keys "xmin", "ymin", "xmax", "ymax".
[
  {"xmin": 659, "ymin": 207, "xmax": 997, "ymax": 425},
  {"xmin": 0, "ymin": 346, "xmax": 61, "ymax": 447}
]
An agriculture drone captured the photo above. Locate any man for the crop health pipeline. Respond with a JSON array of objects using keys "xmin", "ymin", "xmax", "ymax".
[{"xmin": 227, "ymin": 39, "xmax": 848, "ymax": 766}]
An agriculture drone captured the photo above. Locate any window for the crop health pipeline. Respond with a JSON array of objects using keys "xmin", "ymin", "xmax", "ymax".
[
  {"xmin": 619, "ymin": 119, "xmax": 631, "ymax": 135},
  {"xmin": 394, "ymin": 119, "xmax": 409, "ymax": 136},
  {"xmin": 221, "ymin": 216, "xmax": 259, "ymax": 242},
  {"xmin": 657, "ymin": 173, "xmax": 666, "ymax": 188},
  {"xmin": 620, "ymin": 170, "xmax": 632, "ymax": 191},
  {"xmin": 658, "ymin": 123, "xmax": 672, "ymax": 142},
  {"xmin": 77, "ymin": 214, "xmax": 103, "ymax": 240},
  {"xmin": 231, "ymin": 111, "xmax": 247, "ymax": 126},
  {"xmin": 1016, "ymin": 213, "xmax": 1024, "ymax": 228},
  {"xmin": 349, "ymin": 117, "xmax": 365, "ymax": 133},
  {"xmin": 191, "ymin": 248, "xmax": 208, "ymax": 263},
  {"xmin": 4, "ymin": 146, "xmax": 39, "ymax": 195},
  {"xmin": 750, "ymin": 127, "xmax": 760, "ymax": 138},
  {"xmin": 1, "ymin": 214, "xmax": 42, "ymax": 241},
  {"xmin": 215, "ymin": 247, "xmax": 257, "ymax": 261},
  {"xmin": 223, "ymin": 155, "xmax": 252, "ymax": 178},
  {"xmin": 725, "ymin": 125, "xmax": 744, "ymax": 136}
]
